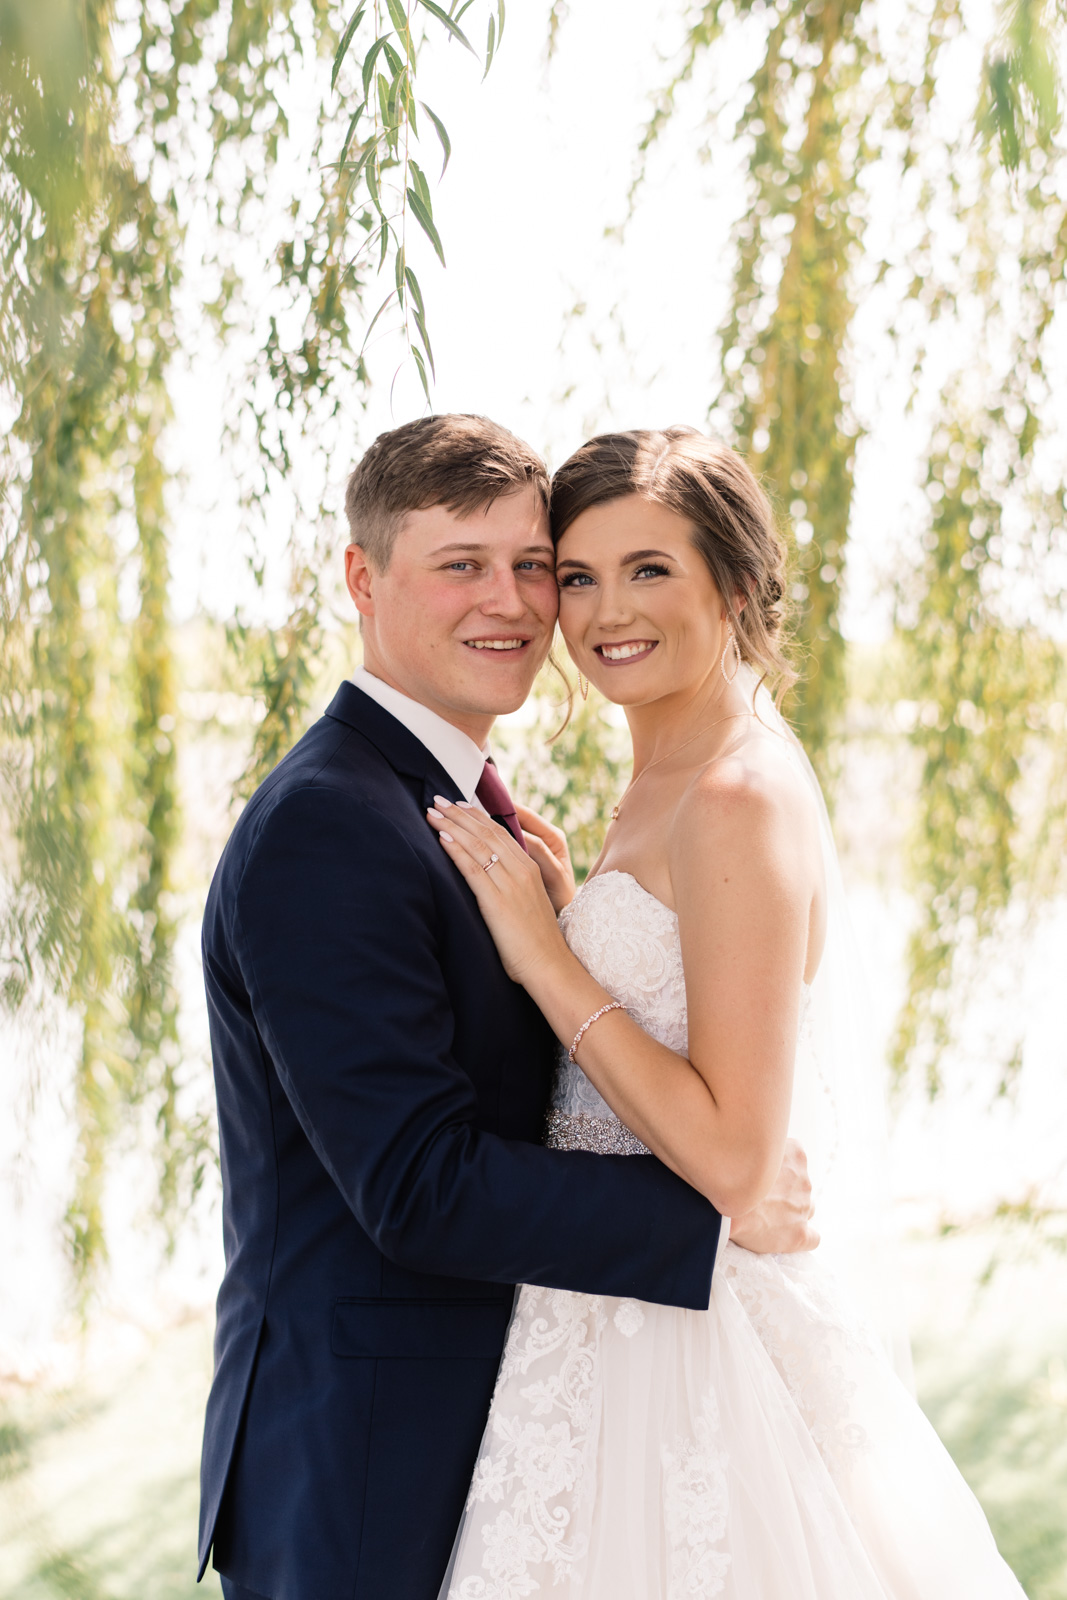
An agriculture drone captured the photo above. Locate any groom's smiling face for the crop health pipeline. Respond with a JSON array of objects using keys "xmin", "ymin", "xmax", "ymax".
[{"xmin": 345, "ymin": 485, "xmax": 558, "ymax": 743}]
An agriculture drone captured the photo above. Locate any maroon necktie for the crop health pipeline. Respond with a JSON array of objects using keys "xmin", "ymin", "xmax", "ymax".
[{"xmin": 475, "ymin": 758, "xmax": 527, "ymax": 852}]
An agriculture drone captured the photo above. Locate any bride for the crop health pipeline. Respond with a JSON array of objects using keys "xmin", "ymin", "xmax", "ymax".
[{"xmin": 425, "ymin": 426, "xmax": 1023, "ymax": 1599}]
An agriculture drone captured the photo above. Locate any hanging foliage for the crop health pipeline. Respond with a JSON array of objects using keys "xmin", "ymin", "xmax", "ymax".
[
  {"xmin": 634, "ymin": 0, "xmax": 879, "ymax": 782},
  {"xmin": 628, "ymin": 0, "xmax": 1066, "ymax": 1082},
  {"xmin": 713, "ymin": 0, "xmax": 867, "ymax": 777},
  {"xmin": 1, "ymin": 0, "xmax": 188, "ymax": 1274},
  {"xmin": 892, "ymin": 419, "xmax": 1061, "ymax": 1090},
  {"xmin": 0, "ymin": 0, "xmax": 504, "ymax": 1280},
  {"xmin": 891, "ymin": 146, "xmax": 1067, "ymax": 1087},
  {"xmin": 4, "ymin": 0, "xmax": 1065, "ymax": 1287}
]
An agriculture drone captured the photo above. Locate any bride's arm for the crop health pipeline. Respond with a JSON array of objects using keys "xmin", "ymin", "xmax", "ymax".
[{"xmin": 426, "ymin": 765, "xmax": 813, "ymax": 1219}]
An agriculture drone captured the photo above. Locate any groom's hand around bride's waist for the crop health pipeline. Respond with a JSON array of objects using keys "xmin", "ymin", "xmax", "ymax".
[{"xmin": 728, "ymin": 1139, "xmax": 819, "ymax": 1254}]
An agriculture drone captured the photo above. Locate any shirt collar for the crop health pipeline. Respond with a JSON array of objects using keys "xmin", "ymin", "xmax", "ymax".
[{"xmin": 351, "ymin": 667, "xmax": 487, "ymax": 803}]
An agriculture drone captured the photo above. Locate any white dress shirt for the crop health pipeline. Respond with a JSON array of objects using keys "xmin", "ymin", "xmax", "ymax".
[{"xmin": 351, "ymin": 667, "xmax": 490, "ymax": 811}]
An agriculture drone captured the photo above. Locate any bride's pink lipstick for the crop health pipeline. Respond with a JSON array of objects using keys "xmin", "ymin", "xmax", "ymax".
[{"xmin": 593, "ymin": 639, "xmax": 658, "ymax": 666}]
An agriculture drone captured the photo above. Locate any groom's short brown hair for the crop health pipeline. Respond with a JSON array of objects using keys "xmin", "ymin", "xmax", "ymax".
[{"xmin": 345, "ymin": 414, "xmax": 550, "ymax": 570}]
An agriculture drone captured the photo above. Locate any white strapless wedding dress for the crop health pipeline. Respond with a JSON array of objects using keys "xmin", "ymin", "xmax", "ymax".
[{"xmin": 440, "ymin": 871, "xmax": 1025, "ymax": 1600}]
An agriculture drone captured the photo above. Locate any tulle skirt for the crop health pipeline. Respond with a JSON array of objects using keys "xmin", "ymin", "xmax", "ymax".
[{"xmin": 439, "ymin": 1242, "xmax": 1024, "ymax": 1600}]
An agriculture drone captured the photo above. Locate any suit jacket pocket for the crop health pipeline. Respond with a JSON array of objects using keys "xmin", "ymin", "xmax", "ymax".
[{"xmin": 331, "ymin": 1296, "xmax": 513, "ymax": 1359}]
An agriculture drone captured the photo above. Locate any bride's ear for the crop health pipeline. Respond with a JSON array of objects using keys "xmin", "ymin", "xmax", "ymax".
[
  {"xmin": 728, "ymin": 586, "xmax": 751, "ymax": 624},
  {"xmin": 345, "ymin": 545, "xmax": 376, "ymax": 618}
]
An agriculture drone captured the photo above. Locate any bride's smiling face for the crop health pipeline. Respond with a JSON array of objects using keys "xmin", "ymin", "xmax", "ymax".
[{"xmin": 556, "ymin": 495, "xmax": 733, "ymax": 707}]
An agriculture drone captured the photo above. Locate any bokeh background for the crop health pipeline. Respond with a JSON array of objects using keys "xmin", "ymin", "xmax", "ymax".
[{"xmin": 2, "ymin": 0, "xmax": 1066, "ymax": 1594}]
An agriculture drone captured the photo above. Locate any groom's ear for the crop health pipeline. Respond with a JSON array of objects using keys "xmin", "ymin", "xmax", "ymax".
[{"xmin": 345, "ymin": 544, "xmax": 376, "ymax": 618}]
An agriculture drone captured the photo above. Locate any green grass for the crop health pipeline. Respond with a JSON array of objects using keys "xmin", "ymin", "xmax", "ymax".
[
  {"xmin": 915, "ymin": 1344, "xmax": 1067, "ymax": 1600},
  {"xmin": 1, "ymin": 1234, "xmax": 1062, "ymax": 1598},
  {"xmin": 0, "ymin": 1319, "xmax": 221, "ymax": 1600}
]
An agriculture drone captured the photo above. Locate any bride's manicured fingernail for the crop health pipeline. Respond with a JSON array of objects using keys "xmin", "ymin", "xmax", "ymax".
[
  {"xmin": 433, "ymin": 795, "xmax": 452, "ymax": 808},
  {"xmin": 455, "ymin": 801, "xmax": 473, "ymax": 809},
  {"xmin": 439, "ymin": 831, "xmax": 454, "ymax": 843},
  {"xmin": 427, "ymin": 808, "xmax": 444, "ymax": 820}
]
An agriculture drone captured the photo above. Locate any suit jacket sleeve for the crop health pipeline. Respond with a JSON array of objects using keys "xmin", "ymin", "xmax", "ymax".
[{"xmin": 229, "ymin": 783, "xmax": 721, "ymax": 1309}]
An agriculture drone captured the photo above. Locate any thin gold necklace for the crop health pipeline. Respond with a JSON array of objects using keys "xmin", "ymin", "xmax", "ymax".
[{"xmin": 610, "ymin": 711, "xmax": 753, "ymax": 822}]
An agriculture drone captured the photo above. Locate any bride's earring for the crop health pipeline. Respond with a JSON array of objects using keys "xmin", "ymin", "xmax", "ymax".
[
  {"xmin": 578, "ymin": 671, "xmax": 590, "ymax": 701},
  {"xmin": 720, "ymin": 630, "xmax": 741, "ymax": 685}
]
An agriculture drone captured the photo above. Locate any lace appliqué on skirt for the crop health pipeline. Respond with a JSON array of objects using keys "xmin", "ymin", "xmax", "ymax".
[
  {"xmin": 720, "ymin": 1244, "xmax": 874, "ymax": 1479},
  {"xmin": 451, "ymin": 1287, "xmax": 606, "ymax": 1600},
  {"xmin": 661, "ymin": 1388, "xmax": 732, "ymax": 1600}
]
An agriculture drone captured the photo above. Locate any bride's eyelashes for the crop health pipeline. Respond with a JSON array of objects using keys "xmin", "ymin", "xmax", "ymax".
[{"xmin": 558, "ymin": 562, "xmax": 673, "ymax": 590}]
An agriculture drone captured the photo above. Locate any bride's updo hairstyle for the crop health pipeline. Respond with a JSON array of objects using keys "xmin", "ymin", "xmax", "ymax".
[{"xmin": 550, "ymin": 427, "xmax": 796, "ymax": 701}]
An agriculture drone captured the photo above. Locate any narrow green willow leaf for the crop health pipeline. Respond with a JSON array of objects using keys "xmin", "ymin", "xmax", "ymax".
[
  {"xmin": 407, "ymin": 185, "xmax": 446, "ymax": 263},
  {"xmin": 384, "ymin": 0, "xmax": 410, "ymax": 45},
  {"xmin": 484, "ymin": 14, "xmax": 495, "ymax": 77},
  {"xmin": 404, "ymin": 77, "xmax": 419, "ymax": 137},
  {"xmin": 378, "ymin": 217, "xmax": 390, "ymax": 272},
  {"xmin": 420, "ymin": 102, "xmax": 451, "ymax": 175},
  {"xmin": 332, "ymin": 4, "xmax": 367, "ymax": 89},
  {"xmin": 454, "ymin": 0, "xmax": 476, "ymax": 20},
  {"xmin": 497, "ymin": 0, "xmax": 505, "ymax": 44},
  {"xmin": 995, "ymin": 60, "xmax": 1023, "ymax": 169},
  {"xmin": 415, "ymin": 0, "xmax": 477, "ymax": 57},
  {"xmin": 408, "ymin": 157, "xmax": 431, "ymax": 209},
  {"xmin": 358, "ymin": 290, "xmax": 398, "ymax": 360},
  {"xmin": 382, "ymin": 39, "xmax": 405, "ymax": 76},
  {"xmin": 361, "ymin": 36, "xmax": 391, "ymax": 99},
  {"xmin": 412, "ymin": 303, "xmax": 436, "ymax": 377},
  {"xmin": 405, "ymin": 264, "xmax": 426, "ymax": 319},
  {"xmin": 377, "ymin": 71, "xmax": 396, "ymax": 135},
  {"xmin": 366, "ymin": 156, "xmax": 381, "ymax": 212},
  {"xmin": 412, "ymin": 343, "xmax": 432, "ymax": 402},
  {"xmin": 394, "ymin": 243, "xmax": 406, "ymax": 302},
  {"xmin": 341, "ymin": 137, "xmax": 376, "ymax": 188},
  {"xmin": 336, "ymin": 101, "xmax": 367, "ymax": 171}
]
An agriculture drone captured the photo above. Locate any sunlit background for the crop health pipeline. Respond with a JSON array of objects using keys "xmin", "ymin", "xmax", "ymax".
[{"xmin": 2, "ymin": 0, "xmax": 1066, "ymax": 1594}]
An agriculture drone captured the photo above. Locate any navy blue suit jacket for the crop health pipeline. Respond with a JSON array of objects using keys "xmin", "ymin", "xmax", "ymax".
[{"xmin": 198, "ymin": 681, "xmax": 721, "ymax": 1600}]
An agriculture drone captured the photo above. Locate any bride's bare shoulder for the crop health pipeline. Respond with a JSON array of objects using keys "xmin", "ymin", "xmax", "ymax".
[{"xmin": 670, "ymin": 721, "xmax": 817, "ymax": 854}]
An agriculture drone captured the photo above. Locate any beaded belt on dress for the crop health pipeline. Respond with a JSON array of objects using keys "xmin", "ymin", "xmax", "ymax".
[{"xmin": 544, "ymin": 1108, "xmax": 651, "ymax": 1156}]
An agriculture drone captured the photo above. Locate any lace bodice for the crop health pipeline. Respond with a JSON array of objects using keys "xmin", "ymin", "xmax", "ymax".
[
  {"xmin": 549, "ymin": 872, "xmax": 686, "ymax": 1133},
  {"xmin": 547, "ymin": 870, "xmax": 813, "ymax": 1151}
]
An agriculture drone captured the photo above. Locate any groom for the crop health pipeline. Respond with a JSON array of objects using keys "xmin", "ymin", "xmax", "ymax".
[{"xmin": 198, "ymin": 414, "xmax": 817, "ymax": 1600}]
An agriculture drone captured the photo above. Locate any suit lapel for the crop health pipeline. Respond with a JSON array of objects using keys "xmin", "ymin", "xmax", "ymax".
[{"xmin": 324, "ymin": 680, "xmax": 466, "ymax": 811}]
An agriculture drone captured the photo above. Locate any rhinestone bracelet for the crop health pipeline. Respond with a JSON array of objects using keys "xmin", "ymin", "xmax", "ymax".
[{"xmin": 568, "ymin": 1000, "xmax": 623, "ymax": 1063}]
